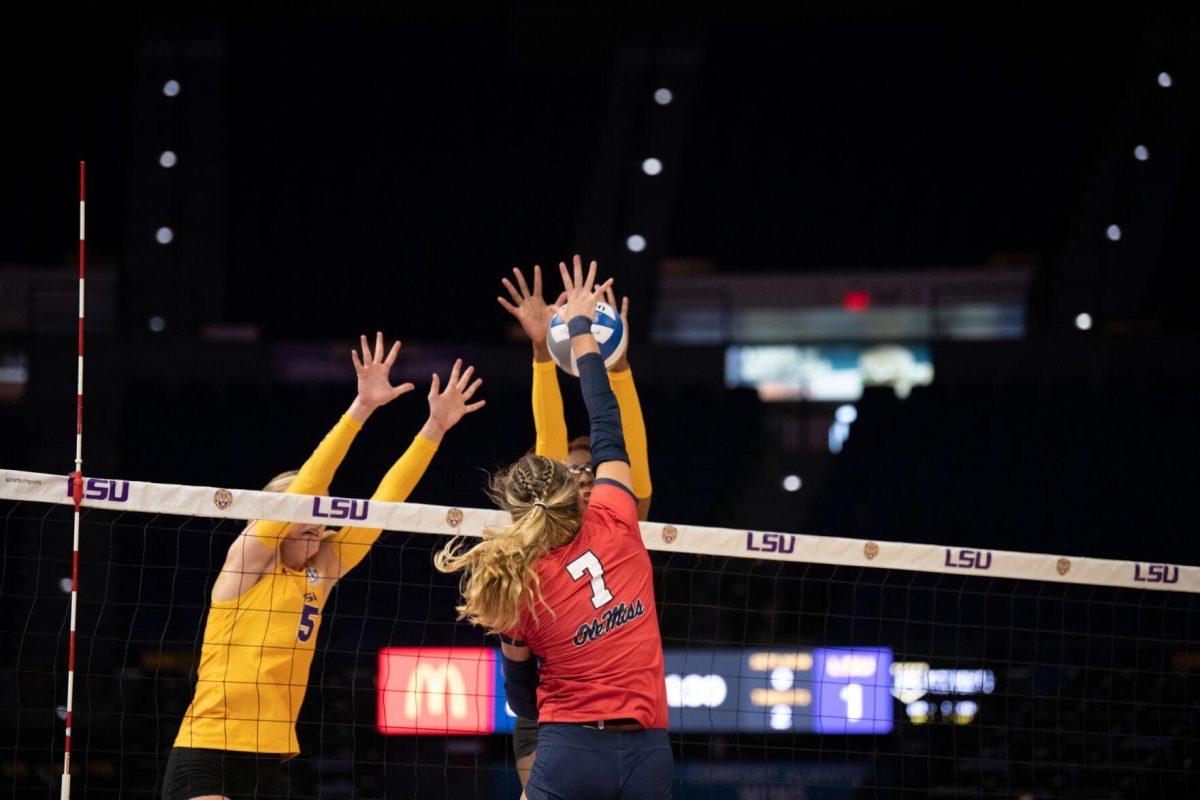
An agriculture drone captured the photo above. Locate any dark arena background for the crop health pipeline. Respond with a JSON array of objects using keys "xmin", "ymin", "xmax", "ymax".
[{"xmin": 2, "ymin": 3, "xmax": 1199, "ymax": 799}]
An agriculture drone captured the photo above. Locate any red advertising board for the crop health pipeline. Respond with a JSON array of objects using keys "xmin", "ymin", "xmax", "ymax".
[{"xmin": 377, "ymin": 647, "xmax": 497, "ymax": 735}]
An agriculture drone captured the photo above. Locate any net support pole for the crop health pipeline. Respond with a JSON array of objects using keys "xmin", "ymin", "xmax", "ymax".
[{"xmin": 61, "ymin": 161, "xmax": 85, "ymax": 800}]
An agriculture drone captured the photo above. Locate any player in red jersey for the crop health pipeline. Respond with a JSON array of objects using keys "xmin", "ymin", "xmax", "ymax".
[{"xmin": 436, "ymin": 258, "xmax": 672, "ymax": 799}]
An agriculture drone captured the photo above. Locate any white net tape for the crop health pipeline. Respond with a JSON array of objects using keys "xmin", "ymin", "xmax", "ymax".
[{"xmin": 3, "ymin": 468, "xmax": 1195, "ymax": 593}]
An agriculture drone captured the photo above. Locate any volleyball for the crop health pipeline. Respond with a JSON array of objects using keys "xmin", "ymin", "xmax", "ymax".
[{"xmin": 547, "ymin": 301, "xmax": 627, "ymax": 376}]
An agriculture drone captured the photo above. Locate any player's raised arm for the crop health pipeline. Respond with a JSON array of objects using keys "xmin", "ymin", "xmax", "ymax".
[
  {"xmin": 498, "ymin": 264, "xmax": 569, "ymax": 460},
  {"xmin": 213, "ymin": 333, "xmax": 413, "ymax": 602},
  {"xmin": 246, "ymin": 332, "xmax": 413, "ymax": 547},
  {"xmin": 559, "ymin": 256, "xmax": 634, "ymax": 495},
  {"xmin": 603, "ymin": 287, "xmax": 652, "ymax": 519},
  {"xmin": 326, "ymin": 359, "xmax": 485, "ymax": 577}
]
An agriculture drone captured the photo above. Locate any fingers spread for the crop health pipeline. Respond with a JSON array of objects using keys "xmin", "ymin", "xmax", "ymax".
[
  {"xmin": 448, "ymin": 358, "xmax": 463, "ymax": 386},
  {"xmin": 360, "ymin": 335, "xmax": 371, "ymax": 366},
  {"xmin": 392, "ymin": 382, "xmax": 415, "ymax": 398},
  {"xmin": 351, "ymin": 349, "xmax": 364, "ymax": 373},
  {"xmin": 513, "ymin": 268, "xmax": 531, "ymax": 298},
  {"xmin": 429, "ymin": 372, "xmax": 441, "ymax": 397},
  {"xmin": 572, "ymin": 254, "xmax": 584, "ymax": 288},
  {"xmin": 457, "ymin": 364, "xmax": 475, "ymax": 391},
  {"xmin": 463, "ymin": 377, "xmax": 483, "ymax": 400},
  {"xmin": 559, "ymin": 261, "xmax": 573, "ymax": 291},
  {"xmin": 621, "ymin": 296, "xmax": 630, "ymax": 318},
  {"xmin": 532, "ymin": 264, "xmax": 543, "ymax": 297},
  {"xmin": 374, "ymin": 331, "xmax": 385, "ymax": 363},
  {"xmin": 501, "ymin": 277, "xmax": 523, "ymax": 305},
  {"xmin": 384, "ymin": 340, "xmax": 401, "ymax": 367},
  {"xmin": 582, "ymin": 260, "xmax": 597, "ymax": 293},
  {"xmin": 465, "ymin": 400, "xmax": 487, "ymax": 413},
  {"xmin": 497, "ymin": 296, "xmax": 519, "ymax": 314}
]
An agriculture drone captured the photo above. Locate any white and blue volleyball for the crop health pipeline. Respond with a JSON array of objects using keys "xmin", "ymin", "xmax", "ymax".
[{"xmin": 547, "ymin": 301, "xmax": 627, "ymax": 376}]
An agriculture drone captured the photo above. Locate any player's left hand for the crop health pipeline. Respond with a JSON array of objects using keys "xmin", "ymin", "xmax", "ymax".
[
  {"xmin": 352, "ymin": 332, "xmax": 415, "ymax": 410},
  {"xmin": 497, "ymin": 265, "xmax": 565, "ymax": 345},
  {"xmin": 426, "ymin": 358, "xmax": 486, "ymax": 434}
]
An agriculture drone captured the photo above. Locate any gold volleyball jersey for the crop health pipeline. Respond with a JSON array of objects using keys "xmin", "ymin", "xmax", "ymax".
[{"xmin": 174, "ymin": 559, "xmax": 327, "ymax": 755}]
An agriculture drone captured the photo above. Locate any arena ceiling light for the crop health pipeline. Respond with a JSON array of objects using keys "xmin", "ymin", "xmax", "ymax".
[{"xmin": 626, "ymin": 234, "xmax": 647, "ymax": 252}]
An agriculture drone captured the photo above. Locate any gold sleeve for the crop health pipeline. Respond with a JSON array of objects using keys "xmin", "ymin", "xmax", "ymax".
[
  {"xmin": 610, "ymin": 368, "xmax": 652, "ymax": 500},
  {"xmin": 532, "ymin": 359, "xmax": 569, "ymax": 460},
  {"xmin": 252, "ymin": 413, "xmax": 362, "ymax": 548},
  {"xmin": 328, "ymin": 434, "xmax": 439, "ymax": 574}
]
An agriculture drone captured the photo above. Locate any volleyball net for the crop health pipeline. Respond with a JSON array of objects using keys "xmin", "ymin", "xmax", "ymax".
[{"xmin": 2, "ymin": 468, "xmax": 1197, "ymax": 798}]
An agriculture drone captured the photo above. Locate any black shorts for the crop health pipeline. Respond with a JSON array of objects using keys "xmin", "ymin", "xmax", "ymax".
[
  {"xmin": 162, "ymin": 747, "xmax": 287, "ymax": 800},
  {"xmin": 513, "ymin": 715, "xmax": 541, "ymax": 760}
]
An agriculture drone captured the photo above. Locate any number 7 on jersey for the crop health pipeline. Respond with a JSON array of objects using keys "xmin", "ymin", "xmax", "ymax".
[{"xmin": 566, "ymin": 550, "xmax": 614, "ymax": 609}]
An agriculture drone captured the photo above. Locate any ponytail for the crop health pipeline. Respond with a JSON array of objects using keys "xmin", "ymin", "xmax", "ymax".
[{"xmin": 434, "ymin": 455, "xmax": 580, "ymax": 635}]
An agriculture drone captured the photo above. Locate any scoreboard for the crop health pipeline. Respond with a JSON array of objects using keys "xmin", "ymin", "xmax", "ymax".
[
  {"xmin": 378, "ymin": 646, "xmax": 892, "ymax": 735},
  {"xmin": 666, "ymin": 647, "xmax": 892, "ymax": 734}
]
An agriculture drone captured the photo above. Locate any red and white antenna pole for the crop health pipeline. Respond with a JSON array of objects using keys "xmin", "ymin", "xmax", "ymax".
[{"xmin": 62, "ymin": 161, "xmax": 85, "ymax": 800}]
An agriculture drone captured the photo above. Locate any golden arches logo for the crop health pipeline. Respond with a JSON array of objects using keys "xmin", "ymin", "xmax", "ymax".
[{"xmin": 404, "ymin": 662, "xmax": 469, "ymax": 720}]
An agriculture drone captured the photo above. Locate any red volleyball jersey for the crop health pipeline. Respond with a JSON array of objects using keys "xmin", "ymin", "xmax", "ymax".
[{"xmin": 507, "ymin": 481, "xmax": 668, "ymax": 730}]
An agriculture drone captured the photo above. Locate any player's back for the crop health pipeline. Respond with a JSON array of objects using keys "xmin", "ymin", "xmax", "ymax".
[{"xmin": 519, "ymin": 481, "xmax": 668, "ymax": 730}]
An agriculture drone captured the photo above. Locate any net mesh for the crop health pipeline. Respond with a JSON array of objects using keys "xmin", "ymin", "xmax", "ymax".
[{"xmin": 1, "ymin": 477, "xmax": 1197, "ymax": 799}]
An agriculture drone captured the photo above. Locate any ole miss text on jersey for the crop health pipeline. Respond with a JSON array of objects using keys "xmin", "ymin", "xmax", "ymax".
[{"xmin": 505, "ymin": 481, "xmax": 669, "ymax": 730}]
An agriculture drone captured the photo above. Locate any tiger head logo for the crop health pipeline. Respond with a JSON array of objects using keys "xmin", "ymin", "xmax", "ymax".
[
  {"xmin": 446, "ymin": 508, "xmax": 464, "ymax": 528},
  {"xmin": 863, "ymin": 542, "xmax": 880, "ymax": 560},
  {"xmin": 213, "ymin": 489, "xmax": 233, "ymax": 510},
  {"xmin": 661, "ymin": 525, "xmax": 678, "ymax": 545}
]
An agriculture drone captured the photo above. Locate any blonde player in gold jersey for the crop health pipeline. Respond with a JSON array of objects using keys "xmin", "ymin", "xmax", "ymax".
[{"xmin": 163, "ymin": 333, "xmax": 485, "ymax": 800}]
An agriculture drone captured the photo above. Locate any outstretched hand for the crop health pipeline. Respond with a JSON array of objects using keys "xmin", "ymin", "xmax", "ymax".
[
  {"xmin": 497, "ymin": 265, "xmax": 566, "ymax": 345},
  {"xmin": 559, "ymin": 254, "xmax": 613, "ymax": 324},
  {"xmin": 424, "ymin": 359, "xmax": 486, "ymax": 441},
  {"xmin": 352, "ymin": 332, "xmax": 415, "ymax": 410}
]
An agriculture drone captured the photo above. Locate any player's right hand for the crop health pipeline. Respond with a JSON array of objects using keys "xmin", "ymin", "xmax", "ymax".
[{"xmin": 351, "ymin": 331, "xmax": 415, "ymax": 410}]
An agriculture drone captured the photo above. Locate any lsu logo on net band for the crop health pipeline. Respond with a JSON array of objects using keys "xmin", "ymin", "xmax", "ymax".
[
  {"xmin": 312, "ymin": 496, "xmax": 369, "ymax": 521},
  {"xmin": 745, "ymin": 532, "xmax": 796, "ymax": 554},
  {"xmin": 65, "ymin": 476, "xmax": 130, "ymax": 503}
]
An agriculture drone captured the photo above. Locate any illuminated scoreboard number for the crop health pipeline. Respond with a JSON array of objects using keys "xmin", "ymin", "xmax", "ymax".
[
  {"xmin": 735, "ymin": 650, "xmax": 818, "ymax": 733},
  {"xmin": 811, "ymin": 647, "xmax": 893, "ymax": 734}
]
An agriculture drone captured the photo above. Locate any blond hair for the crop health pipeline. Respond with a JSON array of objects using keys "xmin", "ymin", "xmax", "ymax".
[
  {"xmin": 434, "ymin": 455, "xmax": 581, "ymax": 635},
  {"xmin": 262, "ymin": 470, "xmax": 299, "ymax": 493}
]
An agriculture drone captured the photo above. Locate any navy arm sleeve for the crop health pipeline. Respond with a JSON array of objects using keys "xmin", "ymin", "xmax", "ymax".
[
  {"xmin": 501, "ymin": 652, "xmax": 540, "ymax": 721},
  {"xmin": 574, "ymin": 348, "xmax": 629, "ymax": 468}
]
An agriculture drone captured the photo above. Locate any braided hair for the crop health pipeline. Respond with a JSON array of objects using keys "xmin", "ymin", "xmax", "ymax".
[{"xmin": 434, "ymin": 454, "xmax": 582, "ymax": 634}]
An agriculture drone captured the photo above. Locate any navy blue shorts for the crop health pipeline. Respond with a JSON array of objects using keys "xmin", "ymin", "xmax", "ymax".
[{"xmin": 524, "ymin": 723, "xmax": 673, "ymax": 800}]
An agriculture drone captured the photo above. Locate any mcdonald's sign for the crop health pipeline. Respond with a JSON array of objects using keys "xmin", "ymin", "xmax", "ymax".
[{"xmin": 377, "ymin": 647, "xmax": 499, "ymax": 735}]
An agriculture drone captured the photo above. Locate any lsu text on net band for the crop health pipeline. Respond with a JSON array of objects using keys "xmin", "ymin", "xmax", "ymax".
[{"xmin": 2, "ymin": 469, "xmax": 1196, "ymax": 593}]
